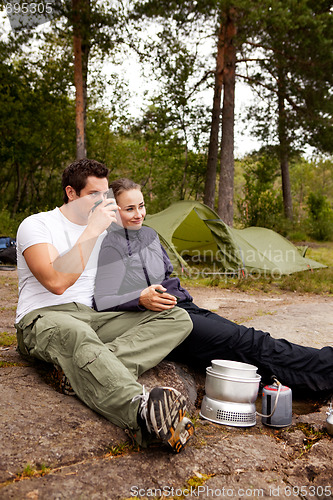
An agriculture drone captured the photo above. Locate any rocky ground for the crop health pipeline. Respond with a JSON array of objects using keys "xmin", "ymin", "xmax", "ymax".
[{"xmin": 0, "ymin": 269, "xmax": 332, "ymax": 500}]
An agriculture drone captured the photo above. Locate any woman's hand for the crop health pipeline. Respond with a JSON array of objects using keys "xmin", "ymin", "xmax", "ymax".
[{"xmin": 139, "ymin": 285, "xmax": 177, "ymax": 311}]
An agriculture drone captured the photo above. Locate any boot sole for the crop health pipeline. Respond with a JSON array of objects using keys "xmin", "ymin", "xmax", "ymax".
[{"xmin": 167, "ymin": 417, "xmax": 195, "ymax": 453}]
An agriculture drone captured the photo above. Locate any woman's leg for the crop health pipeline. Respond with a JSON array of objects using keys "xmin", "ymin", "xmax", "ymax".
[{"xmin": 169, "ymin": 302, "xmax": 333, "ymax": 392}]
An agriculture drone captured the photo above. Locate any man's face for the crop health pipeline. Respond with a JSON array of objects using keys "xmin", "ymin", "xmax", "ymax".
[{"xmin": 67, "ymin": 176, "xmax": 110, "ymax": 222}]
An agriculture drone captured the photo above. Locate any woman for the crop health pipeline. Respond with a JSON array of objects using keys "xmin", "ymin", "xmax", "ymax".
[{"xmin": 94, "ymin": 178, "xmax": 333, "ymax": 394}]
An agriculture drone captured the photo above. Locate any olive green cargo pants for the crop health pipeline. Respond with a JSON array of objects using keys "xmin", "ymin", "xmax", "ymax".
[{"xmin": 15, "ymin": 303, "xmax": 192, "ymax": 444}]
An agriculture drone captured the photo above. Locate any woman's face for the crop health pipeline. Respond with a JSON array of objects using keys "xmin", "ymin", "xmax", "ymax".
[{"xmin": 116, "ymin": 188, "xmax": 146, "ymax": 229}]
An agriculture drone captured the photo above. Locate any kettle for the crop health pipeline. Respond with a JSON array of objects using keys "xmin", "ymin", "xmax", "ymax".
[{"xmin": 261, "ymin": 379, "xmax": 292, "ymax": 428}]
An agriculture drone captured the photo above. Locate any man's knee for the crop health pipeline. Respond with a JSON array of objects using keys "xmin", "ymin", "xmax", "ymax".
[{"xmin": 172, "ymin": 307, "xmax": 193, "ymax": 337}]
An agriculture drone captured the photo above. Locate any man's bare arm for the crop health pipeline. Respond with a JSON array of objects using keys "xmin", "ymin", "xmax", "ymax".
[{"xmin": 23, "ymin": 201, "xmax": 117, "ymax": 295}]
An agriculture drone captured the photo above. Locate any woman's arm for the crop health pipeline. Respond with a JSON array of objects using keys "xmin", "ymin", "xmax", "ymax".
[{"xmin": 94, "ymin": 243, "xmax": 145, "ymax": 311}]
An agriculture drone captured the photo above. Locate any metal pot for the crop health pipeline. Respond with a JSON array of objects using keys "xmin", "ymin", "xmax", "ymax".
[
  {"xmin": 205, "ymin": 367, "xmax": 261, "ymax": 404},
  {"xmin": 211, "ymin": 359, "xmax": 258, "ymax": 379}
]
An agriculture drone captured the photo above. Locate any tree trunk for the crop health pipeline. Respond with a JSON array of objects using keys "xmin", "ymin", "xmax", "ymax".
[
  {"xmin": 180, "ymin": 141, "xmax": 188, "ymax": 200},
  {"xmin": 218, "ymin": 8, "xmax": 237, "ymax": 226},
  {"xmin": 72, "ymin": 0, "xmax": 90, "ymax": 159},
  {"xmin": 203, "ymin": 19, "xmax": 226, "ymax": 209},
  {"xmin": 277, "ymin": 67, "xmax": 293, "ymax": 220},
  {"xmin": 12, "ymin": 162, "xmax": 22, "ymax": 215}
]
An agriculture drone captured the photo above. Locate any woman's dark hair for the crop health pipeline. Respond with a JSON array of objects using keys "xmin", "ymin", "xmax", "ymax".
[
  {"xmin": 110, "ymin": 178, "xmax": 141, "ymax": 201},
  {"xmin": 62, "ymin": 158, "xmax": 109, "ymax": 203}
]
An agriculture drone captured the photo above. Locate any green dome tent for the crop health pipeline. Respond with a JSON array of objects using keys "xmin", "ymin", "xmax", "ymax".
[{"xmin": 143, "ymin": 201, "xmax": 326, "ymax": 276}]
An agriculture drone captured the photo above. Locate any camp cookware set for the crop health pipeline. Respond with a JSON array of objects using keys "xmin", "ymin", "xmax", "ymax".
[{"xmin": 200, "ymin": 359, "xmax": 293, "ymax": 428}]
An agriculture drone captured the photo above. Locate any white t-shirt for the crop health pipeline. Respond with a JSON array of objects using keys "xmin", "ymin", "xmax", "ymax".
[{"xmin": 16, "ymin": 207, "xmax": 105, "ymax": 323}]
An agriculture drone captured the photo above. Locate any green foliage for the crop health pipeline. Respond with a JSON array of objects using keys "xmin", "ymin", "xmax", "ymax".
[
  {"xmin": 120, "ymin": 102, "xmax": 208, "ymax": 213},
  {"xmin": 287, "ymin": 228, "xmax": 309, "ymax": 242},
  {"xmin": 235, "ymin": 150, "xmax": 333, "ymax": 241},
  {"xmin": 236, "ymin": 149, "xmax": 284, "ymax": 229},
  {"xmin": 0, "ymin": 209, "xmax": 29, "ymax": 237},
  {"xmin": 289, "ymin": 156, "xmax": 333, "ymax": 222},
  {"xmin": 0, "ymin": 33, "xmax": 75, "ymax": 214},
  {"xmin": 246, "ymin": 0, "xmax": 333, "ymax": 154},
  {"xmin": 1, "ymin": 0, "xmax": 332, "ymax": 234},
  {"xmin": 306, "ymin": 192, "xmax": 333, "ymax": 241}
]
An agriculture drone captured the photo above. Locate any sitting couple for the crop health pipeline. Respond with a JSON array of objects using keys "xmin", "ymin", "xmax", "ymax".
[{"xmin": 15, "ymin": 159, "xmax": 333, "ymax": 454}]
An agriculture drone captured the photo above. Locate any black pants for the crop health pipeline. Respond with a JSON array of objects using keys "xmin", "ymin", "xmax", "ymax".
[{"xmin": 167, "ymin": 302, "xmax": 333, "ymax": 393}]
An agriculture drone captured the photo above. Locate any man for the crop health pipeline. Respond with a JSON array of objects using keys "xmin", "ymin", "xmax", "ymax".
[{"xmin": 15, "ymin": 158, "xmax": 194, "ymax": 453}]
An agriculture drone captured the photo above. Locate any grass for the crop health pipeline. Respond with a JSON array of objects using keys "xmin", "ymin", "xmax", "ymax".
[
  {"xmin": 0, "ymin": 274, "xmax": 18, "ymax": 289},
  {"xmin": 105, "ymin": 440, "xmax": 141, "ymax": 457},
  {"xmin": 122, "ymin": 471, "xmax": 215, "ymax": 500},
  {"xmin": 288, "ymin": 423, "xmax": 327, "ymax": 460},
  {"xmin": 0, "ymin": 361, "xmax": 25, "ymax": 367},
  {"xmin": 0, "ymin": 306, "xmax": 17, "ymax": 311},
  {"xmin": 16, "ymin": 463, "xmax": 51, "ymax": 479},
  {"xmin": 170, "ymin": 471, "xmax": 215, "ymax": 500},
  {"xmin": 0, "ymin": 332, "xmax": 16, "ymax": 347},
  {"xmin": 180, "ymin": 242, "xmax": 333, "ymax": 296}
]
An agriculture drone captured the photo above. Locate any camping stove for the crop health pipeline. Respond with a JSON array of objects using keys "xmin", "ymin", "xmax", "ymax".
[
  {"xmin": 200, "ymin": 360, "xmax": 261, "ymax": 427},
  {"xmin": 200, "ymin": 396, "xmax": 257, "ymax": 427}
]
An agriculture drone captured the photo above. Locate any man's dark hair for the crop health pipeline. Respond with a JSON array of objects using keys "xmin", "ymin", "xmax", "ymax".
[{"xmin": 62, "ymin": 158, "xmax": 109, "ymax": 203}]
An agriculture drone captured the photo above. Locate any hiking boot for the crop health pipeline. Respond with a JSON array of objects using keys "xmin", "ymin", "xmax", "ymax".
[
  {"xmin": 135, "ymin": 386, "xmax": 194, "ymax": 453},
  {"xmin": 50, "ymin": 365, "xmax": 75, "ymax": 396}
]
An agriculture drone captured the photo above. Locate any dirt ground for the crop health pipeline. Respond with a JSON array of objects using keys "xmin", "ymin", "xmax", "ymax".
[{"xmin": 0, "ymin": 269, "xmax": 332, "ymax": 500}]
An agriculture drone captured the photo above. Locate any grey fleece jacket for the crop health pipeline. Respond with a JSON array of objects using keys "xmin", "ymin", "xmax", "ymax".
[{"xmin": 94, "ymin": 224, "xmax": 192, "ymax": 312}]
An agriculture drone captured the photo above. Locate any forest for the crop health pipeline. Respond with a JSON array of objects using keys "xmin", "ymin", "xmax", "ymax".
[{"xmin": 0, "ymin": 0, "xmax": 332, "ymax": 241}]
